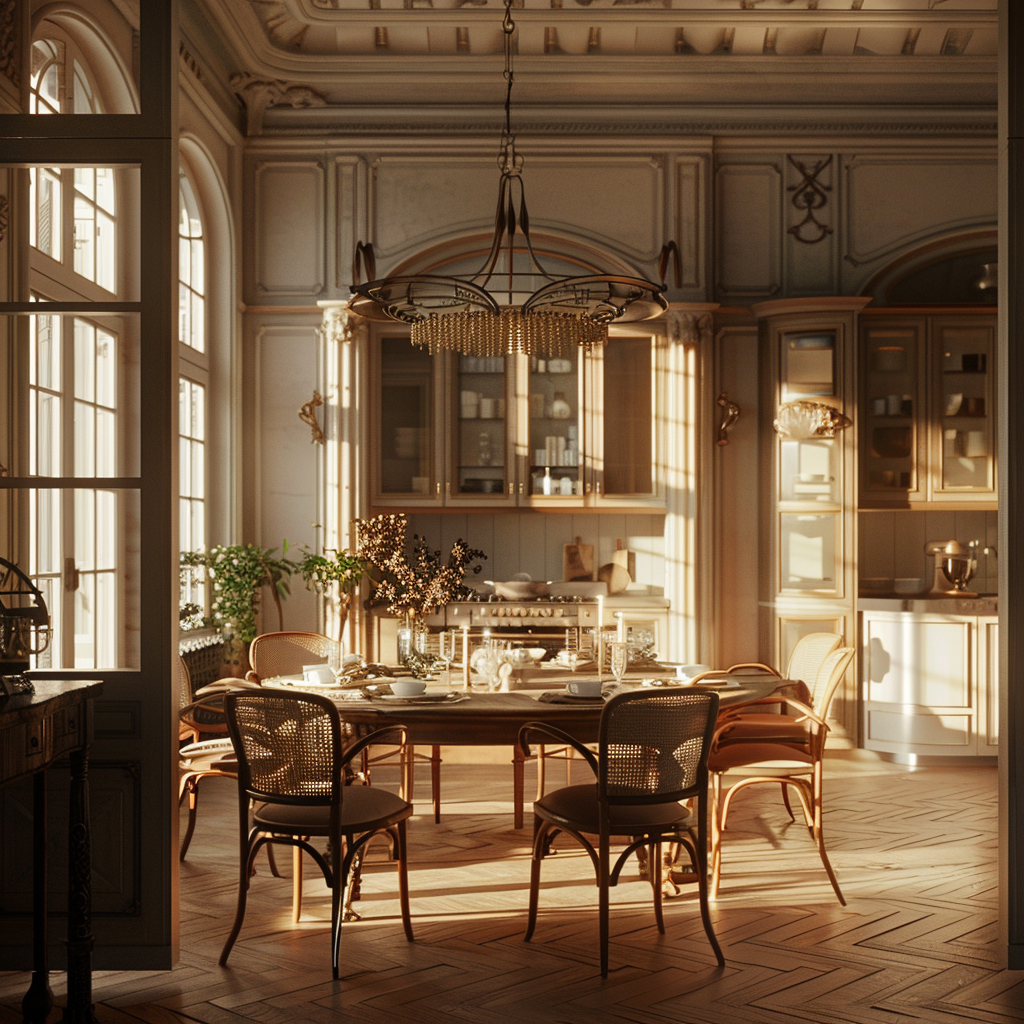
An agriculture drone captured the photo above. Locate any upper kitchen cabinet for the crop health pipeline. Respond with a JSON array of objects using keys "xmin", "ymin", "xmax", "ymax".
[
  {"xmin": 368, "ymin": 331, "xmax": 665, "ymax": 510},
  {"xmin": 859, "ymin": 312, "xmax": 996, "ymax": 508}
]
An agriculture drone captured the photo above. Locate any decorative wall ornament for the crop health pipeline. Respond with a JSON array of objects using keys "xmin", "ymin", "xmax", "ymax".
[
  {"xmin": 0, "ymin": 0, "xmax": 18, "ymax": 88},
  {"xmin": 298, "ymin": 390, "xmax": 326, "ymax": 445},
  {"xmin": 179, "ymin": 42, "xmax": 203, "ymax": 83},
  {"xmin": 318, "ymin": 303, "xmax": 365, "ymax": 346},
  {"xmin": 773, "ymin": 400, "xmax": 850, "ymax": 440},
  {"xmin": 716, "ymin": 392, "xmax": 740, "ymax": 446},
  {"xmin": 0, "ymin": 193, "xmax": 8, "ymax": 243},
  {"xmin": 229, "ymin": 72, "xmax": 326, "ymax": 136},
  {"xmin": 786, "ymin": 154, "xmax": 833, "ymax": 245}
]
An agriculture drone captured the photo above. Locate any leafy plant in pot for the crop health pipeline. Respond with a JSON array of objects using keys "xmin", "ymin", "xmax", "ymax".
[
  {"xmin": 180, "ymin": 544, "xmax": 294, "ymax": 672},
  {"xmin": 291, "ymin": 541, "xmax": 365, "ymax": 645}
]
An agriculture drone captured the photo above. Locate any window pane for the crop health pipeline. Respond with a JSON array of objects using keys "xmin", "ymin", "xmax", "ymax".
[
  {"xmin": 74, "ymin": 572, "xmax": 95, "ymax": 668},
  {"xmin": 74, "ymin": 320, "xmax": 95, "ymax": 402},
  {"xmin": 96, "ymin": 490, "xmax": 116, "ymax": 568},
  {"xmin": 96, "ymin": 210, "xmax": 115, "ymax": 292},
  {"xmin": 75, "ymin": 489, "xmax": 95, "ymax": 570},
  {"xmin": 74, "ymin": 166, "xmax": 95, "ymax": 200},
  {"xmin": 95, "ymin": 167, "xmax": 115, "ymax": 213},
  {"xmin": 4, "ymin": 313, "xmax": 138, "ymax": 479},
  {"xmin": 73, "ymin": 195, "xmax": 96, "ymax": 281},
  {"xmin": 73, "ymin": 402, "xmax": 96, "ymax": 476}
]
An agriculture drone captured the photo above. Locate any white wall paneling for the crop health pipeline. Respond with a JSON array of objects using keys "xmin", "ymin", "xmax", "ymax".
[
  {"xmin": 250, "ymin": 160, "xmax": 326, "ymax": 298},
  {"xmin": 842, "ymin": 153, "xmax": 997, "ymax": 288},
  {"xmin": 253, "ymin": 322, "xmax": 323, "ymax": 632},
  {"xmin": 672, "ymin": 154, "xmax": 710, "ymax": 298},
  {"xmin": 368, "ymin": 152, "xmax": 665, "ymax": 274},
  {"xmin": 714, "ymin": 161, "xmax": 782, "ymax": 300},
  {"xmin": 333, "ymin": 157, "xmax": 366, "ymax": 295}
]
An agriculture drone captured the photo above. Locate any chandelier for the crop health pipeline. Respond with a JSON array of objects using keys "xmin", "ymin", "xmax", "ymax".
[{"xmin": 348, "ymin": 0, "xmax": 667, "ymax": 358}]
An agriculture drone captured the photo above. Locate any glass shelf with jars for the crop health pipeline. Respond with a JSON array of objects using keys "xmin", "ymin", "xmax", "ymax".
[{"xmin": 858, "ymin": 313, "xmax": 995, "ymax": 507}]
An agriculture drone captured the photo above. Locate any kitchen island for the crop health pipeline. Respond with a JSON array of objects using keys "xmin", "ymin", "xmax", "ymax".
[{"xmin": 860, "ymin": 595, "xmax": 997, "ymax": 762}]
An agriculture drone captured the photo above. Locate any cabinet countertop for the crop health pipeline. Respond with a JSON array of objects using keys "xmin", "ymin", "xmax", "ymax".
[{"xmin": 859, "ymin": 595, "xmax": 997, "ymax": 615}]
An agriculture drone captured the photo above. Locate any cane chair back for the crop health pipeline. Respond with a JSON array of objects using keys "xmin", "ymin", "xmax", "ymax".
[
  {"xmin": 786, "ymin": 632, "xmax": 844, "ymax": 695},
  {"xmin": 521, "ymin": 689, "xmax": 724, "ymax": 976},
  {"xmin": 709, "ymin": 645, "xmax": 856, "ymax": 905},
  {"xmin": 220, "ymin": 689, "xmax": 413, "ymax": 977},
  {"xmin": 246, "ymin": 631, "xmax": 332, "ymax": 682}
]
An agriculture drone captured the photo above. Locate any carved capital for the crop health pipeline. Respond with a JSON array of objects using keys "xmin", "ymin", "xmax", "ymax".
[
  {"xmin": 666, "ymin": 310, "xmax": 713, "ymax": 347},
  {"xmin": 319, "ymin": 304, "xmax": 366, "ymax": 346},
  {"xmin": 230, "ymin": 72, "xmax": 326, "ymax": 136}
]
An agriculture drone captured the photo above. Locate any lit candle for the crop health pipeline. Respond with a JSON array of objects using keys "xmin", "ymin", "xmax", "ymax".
[
  {"xmin": 462, "ymin": 624, "xmax": 470, "ymax": 689},
  {"xmin": 617, "ymin": 610, "xmax": 625, "ymax": 642}
]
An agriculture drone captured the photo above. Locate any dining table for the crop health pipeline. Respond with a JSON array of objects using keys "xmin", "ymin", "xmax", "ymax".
[{"xmin": 269, "ymin": 668, "xmax": 784, "ymax": 829}]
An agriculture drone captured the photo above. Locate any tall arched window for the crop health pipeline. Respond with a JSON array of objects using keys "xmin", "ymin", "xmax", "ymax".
[
  {"xmin": 23, "ymin": 29, "xmax": 134, "ymax": 668},
  {"xmin": 178, "ymin": 171, "xmax": 208, "ymax": 624}
]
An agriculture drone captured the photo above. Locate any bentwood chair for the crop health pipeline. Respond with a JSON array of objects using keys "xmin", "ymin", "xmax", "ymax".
[
  {"xmin": 714, "ymin": 631, "xmax": 843, "ymax": 740},
  {"xmin": 248, "ymin": 630, "xmax": 443, "ymax": 822},
  {"xmin": 519, "ymin": 689, "xmax": 724, "ymax": 977},
  {"xmin": 708, "ymin": 646, "xmax": 856, "ymax": 905},
  {"xmin": 219, "ymin": 689, "xmax": 414, "ymax": 977}
]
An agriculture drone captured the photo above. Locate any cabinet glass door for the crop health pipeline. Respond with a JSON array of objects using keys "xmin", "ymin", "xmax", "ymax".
[
  {"xmin": 934, "ymin": 319, "xmax": 995, "ymax": 497},
  {"xmin": 527, "ymin": 353, "xmax": 582, "ymax": 498},
  {"xmin": 374, "ymin": 336, "xmax": 437, "ymax": 503},
  {"xmin": 599, "ymin": 337, "xmax": 654, "ymax": 498},
  {"xmin": 452, "ymin": 354, "xmax": 510, "ymax": 500},
  {"xmin": 860, "ymin": 323, "xmax": 924, "ymax": 502}
]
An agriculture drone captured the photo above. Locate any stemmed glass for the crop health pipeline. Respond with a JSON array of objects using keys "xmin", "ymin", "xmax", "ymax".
[
  {"xmin": 608, "ymin": 641, "xmax": 629, "ymax": 688},
  {"xmin": 439, "ymin": 630, "xmax": 459, "ymax": 691},
  {"xmin": 328, "ymin": 639, "xmax": 344, "ymax": 682},
  {"xmin": 564, "ymin": 628, "xmax": 580, "ymax": 673}
]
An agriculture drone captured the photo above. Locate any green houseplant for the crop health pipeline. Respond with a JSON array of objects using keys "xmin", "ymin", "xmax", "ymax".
[
  {"xmin": 180, "ymin": 544, "xmax": 295, "ymax": 668},
  {"xmin": 293, "ymin": 543, "xmax": 365, "ymax": 643}
]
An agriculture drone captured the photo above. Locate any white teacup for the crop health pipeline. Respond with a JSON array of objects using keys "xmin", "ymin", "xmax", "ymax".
[
  {"xmin": 566, "ymin": 678, "xmax": 602, "ymax": 697},
  {"xmin": 302, "ymin": 664, "xmax": 334, "ymax": 686}
]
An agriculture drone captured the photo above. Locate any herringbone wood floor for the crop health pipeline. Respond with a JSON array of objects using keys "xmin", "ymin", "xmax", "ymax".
[{"xmin": 3, "ymin": 755, "xmax": 1023, "ymax": 1023}]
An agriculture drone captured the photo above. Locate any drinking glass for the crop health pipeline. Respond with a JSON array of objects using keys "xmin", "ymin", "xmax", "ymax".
[
  {"xmin": 328, "ymin": 639, "xmax": 344, "ymax": 681},
  {"xmin": 439, "ymin": 630, "xmax": 458, "ymax": 691},
  {"xmin": 608, "ymin": 641, "xmax": 629, "ymax": 686}
]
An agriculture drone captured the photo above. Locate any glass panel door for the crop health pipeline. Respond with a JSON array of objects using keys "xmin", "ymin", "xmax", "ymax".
[
  {"xmin": 452, "ymin": 354, "xmax": 509, "ymax": 499},
  {"xmin": 374, "ymin": 336, "xmax": 437, "ymax": 503},
  {"xmin": 527, "ymin": 353, "xmax": 582, "ymax": 497}
]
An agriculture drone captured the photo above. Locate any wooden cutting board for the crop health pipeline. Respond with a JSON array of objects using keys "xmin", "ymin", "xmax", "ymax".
[
  {"xmin": 612, "ymin": 539, "xmax": 636, "ymax": 582},
  {"xmin": 563, "ymin": 536, "xmax": 595, "ymax": 581}
]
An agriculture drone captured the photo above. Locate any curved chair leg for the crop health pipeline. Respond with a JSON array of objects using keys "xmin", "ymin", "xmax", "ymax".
[
  {"xmin": 650, "ymin": 840, "xmax": 665, "ymax": 934},
  {"xmin": 292, "ymin": 846, "xmax": 303, "ymax": 923},
  {"xmin": 599, "ymin": 832, "xmax": 611, "ymax": 977},
  {"xmin": 525, "ymin": 819, "xmax": 546, "ymax": 941},
  {"xmin": 692, "ymin": 816, "xmax": 726, "ymax": 967},
  {"xmin": 220, "ymin": 837, "xmax": 257, "ymax": 966},
  {"xmin": 781, "ymin": 782, "xmax": 796, "ymax": 821},
  {"xmin": 179, "ymin": 776, "xmax": 199, "ymax": 861},
  {"xmin": 396, "ymin": 820, "xmax": 414, "ymax": 941}
]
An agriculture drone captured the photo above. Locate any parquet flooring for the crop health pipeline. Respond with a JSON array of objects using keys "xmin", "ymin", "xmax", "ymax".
[{"xmin": 3, "ymin": 756, "xmax": 1023, "ymax": 1023}]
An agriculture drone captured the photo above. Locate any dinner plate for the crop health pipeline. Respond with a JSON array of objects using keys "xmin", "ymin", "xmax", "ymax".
[{"xmin": 375, "ymin": 692, "xmax": 467, "ymax": 704}]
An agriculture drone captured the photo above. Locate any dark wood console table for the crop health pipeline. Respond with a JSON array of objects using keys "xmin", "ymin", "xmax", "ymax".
[{"xmin": 0, "ymin": 680, "xmax": 102, "ymax": 1024}]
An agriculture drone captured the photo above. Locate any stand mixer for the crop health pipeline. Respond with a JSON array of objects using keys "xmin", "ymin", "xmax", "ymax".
[{"xmin": 924, "ymin": 540, "xmax": 981, "ymax": 596}]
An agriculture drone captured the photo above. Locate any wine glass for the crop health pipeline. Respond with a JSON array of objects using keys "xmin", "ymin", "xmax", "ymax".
[
  {"xmin": 439, "ymin": 630, "xmax": 458, "ymax": 691},
  {"xmin": 328, "ymin": 639, "xmax": 344, "ymax": 681},
  {"xmin": 608, "ymin": 641, "xmax": 629, "ymax": 687}
]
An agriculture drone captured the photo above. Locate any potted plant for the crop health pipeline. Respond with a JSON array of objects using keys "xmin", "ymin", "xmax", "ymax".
[
  {"xmin": 179, "ymin": 544, "xmax": 295, "ymax": 672},
  {"xmin": 292, "ymin": 542, "xmax": 365, "ymax": 644}
]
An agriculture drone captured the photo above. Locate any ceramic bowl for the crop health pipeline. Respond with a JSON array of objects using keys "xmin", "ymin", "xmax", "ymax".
[{"xmin": 390, "ymin": 679, "xmax": 427, "ymax": 697}]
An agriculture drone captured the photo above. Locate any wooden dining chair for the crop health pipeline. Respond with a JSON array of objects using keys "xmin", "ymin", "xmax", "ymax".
[
  {"xmin": 219, "ymin": 689, "xmax": 414, "ymax": 978},
  {"xmin": 248, "ymin": 630, "xmax": 443, "ymax": 822},
  {"xmin": 519, "ymin": 689, "xmax": 725, "ymax": 977},
  {"xmin": 707, "ymin": 645, "xmax": 856, "ymax": 905}
]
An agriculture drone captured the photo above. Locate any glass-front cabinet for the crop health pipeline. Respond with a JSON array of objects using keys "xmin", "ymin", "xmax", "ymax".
[
  {"xmin": 369, "ymin": 332, "xmax": 662, "ymax": 509},
  {"xmin": 859, "ymin": 313, "xmax": 995, "ymax": 507}
]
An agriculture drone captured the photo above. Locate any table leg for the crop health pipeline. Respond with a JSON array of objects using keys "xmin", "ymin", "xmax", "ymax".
[
  {"xmin": 512, "ymin": 745, "xmax": 525, "ymax": 830},
  {"xmin": 22, "ymin": 770, "xmax": 53, "ymax": 1024},
  {"xmin": 63, "ymin": 747, "xmax": 95, "ymax": 1024}
]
